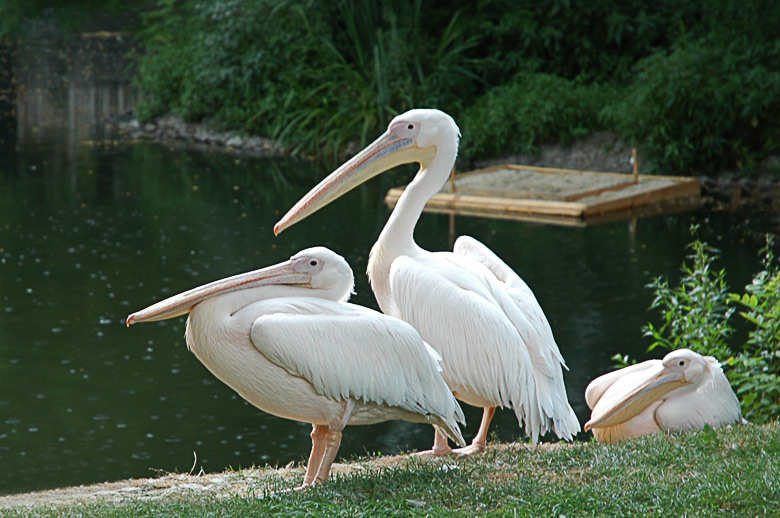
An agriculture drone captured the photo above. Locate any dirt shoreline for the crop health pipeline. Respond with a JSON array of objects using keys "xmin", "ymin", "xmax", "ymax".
[
  {"xmin": 0, "ymin": 457, "xmax": 358, "ymax": 509},
  {"xmin": 0, "ymin": 462, "xmax": 307, "ymax": 510}
]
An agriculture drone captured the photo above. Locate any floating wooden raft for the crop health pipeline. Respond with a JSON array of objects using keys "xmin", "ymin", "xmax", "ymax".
[{"xmin": 385, "ymin": 164, "xmax": 702, "ymax": 226}]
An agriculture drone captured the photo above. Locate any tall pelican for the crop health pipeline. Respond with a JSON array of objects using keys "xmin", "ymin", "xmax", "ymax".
[
  {"xmin": 126, "ymin": 247, "xmax": 465, "ymax": 487},
  {"xmin": 584, "ymin": 348, "xmax": 744, "ymax": 442},
  {"xmin": 275, "ymin": 109, "xmax": 579, "ymax": 453}
]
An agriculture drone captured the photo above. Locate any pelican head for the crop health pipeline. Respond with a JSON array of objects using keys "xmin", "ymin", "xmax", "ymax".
[
  {"xmin": 583, "ymin": 348, "xmax": 710, "ymax": 431},
  {"xmin": 126, "ymin": 247, "xmax": 354, "ymax": 325},
  {"xmin": 274, "ymin": 109, "xmax": 460, "ymax": 235}
]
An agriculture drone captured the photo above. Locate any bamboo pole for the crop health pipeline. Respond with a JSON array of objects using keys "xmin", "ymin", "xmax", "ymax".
[{"xmin": 449, "ymin": 166, "xmax": 456, "ymax": 192}]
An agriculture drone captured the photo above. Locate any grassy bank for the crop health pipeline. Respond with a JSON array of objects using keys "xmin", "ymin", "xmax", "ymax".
[{"xmin": 4, "ymin": 422, "xmax": 778, "ymax": 517}]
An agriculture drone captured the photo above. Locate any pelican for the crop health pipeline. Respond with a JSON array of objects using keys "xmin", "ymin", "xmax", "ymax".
[
  {"xmin": 584, "ymin": 348, "xmax": 744, "ymax": 442},
  {"xmin": 274, "ymin": 109, "xmax": 580, "ymax": 454},
  {"xmin": 126, "ymin": 247, "xmax": 465, "ymax": 487}
]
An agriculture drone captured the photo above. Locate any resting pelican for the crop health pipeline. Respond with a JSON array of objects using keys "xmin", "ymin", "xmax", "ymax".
[
  {"xmin": 584, "ymin": 349, "xmax": 743, "ymax": 442},
  {"xmin": 126, "ymin": 247, "xmax": 465, "ymax": 487},
  {"xmin": 275, "ymin": 109, "xmax": 580, "ymax": 453}
]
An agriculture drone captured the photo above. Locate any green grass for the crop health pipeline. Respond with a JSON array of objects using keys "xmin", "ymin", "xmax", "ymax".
[{"xmin": 6, "ymin": 422, "xmax": 779, "ymax": 517}]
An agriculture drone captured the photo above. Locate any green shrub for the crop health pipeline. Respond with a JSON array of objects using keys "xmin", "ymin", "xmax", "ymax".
[
  {"xmin": 134, "ymin": 0, "xmax": 318, "ymax": 129},
  {"xmin": 603, "ymin": 37, "xmax": 780, "ymax": 174},
  {"xmin": 268, "ymin": 0, "xmax": 483, "ymax": 156},
  {"xmin": 642, "ymin": 226, "xmax": 780, "ymax": 423},
  {"xmin": 132, "ymin": 0, "xmax": 199, "ymax": 121},
  {"xmin": 726, "ymin": 237, "xmax": 780, "ymax": 421},
  {"xmin": 133, "ymin": 0, "xmax": 483, "ymax": 157},
  {"xmin": 453, "ymin": 0, "xmax": 700, "ymax": 84},
  {"xmin": 0, "ymin": 0, "xmax": 146, "ymax": 39},
  {"xmin": 127, "ymin": 0, "xmax": 780, "ymax": 169},
  {"xmin": 459, "ymin": 73, "xmax": 610, "ymax": 159}
]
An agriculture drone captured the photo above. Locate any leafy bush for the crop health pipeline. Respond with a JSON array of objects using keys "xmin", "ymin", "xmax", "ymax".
[
  {"xmin": 726, "ymin": 238, "xmax": 780, "ymax": 421},
  {"xmin": 602, "ymin": 37, "xmax": 780, "ymax": 174},
  {"xmin": 133, "ymin": 0, "xmax": 483, "ymax": 157},
  {"xmin": 452, "ymin": 0, "xmax": 700, "ymax": 84},
  {"xmin": 134, "ymin": 0, "xmax": 320, "ymax": 128},
  {"xmin": 127, "ymin": 0, "xmax": 780, "ymax": 170},
  {"xmin": 132, "ymin": 0, "xmax": 199, "ymax": 122},
  {"xmin": 269, "ymin": 0, "xmax": 483, "ymax": 156},
  {"xmin": 642, "ymin": 227, "xmax": 780, "ymax": 422},
  {"xmin": 459, "ymin": 73, "xmax": 610, "ymax": 159}
]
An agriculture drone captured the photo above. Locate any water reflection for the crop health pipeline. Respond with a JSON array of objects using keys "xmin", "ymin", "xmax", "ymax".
[
  {"xmin": 0, "ymin": 33, "xmax": 768, "ymax": 497},
  {"xmin": 14, "ymin": 30, "xmax": 137, "ymax": 150}
]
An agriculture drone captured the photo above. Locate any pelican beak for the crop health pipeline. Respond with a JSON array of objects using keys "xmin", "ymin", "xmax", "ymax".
[
  {"xmin": 126, "ymin": 260, "xmax": 311, "ymax": 326},
  {"xmin": 274, "ymin": 129, "xmax": 436, "ymax": 235},
  {"xmin": 584, "ymin": 368, "xmax": 691, "ymax": 431}
]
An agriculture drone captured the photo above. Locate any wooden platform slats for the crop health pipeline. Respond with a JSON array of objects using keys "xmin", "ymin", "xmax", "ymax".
[{"xmin": 384, "ymin": 164, "xmax": 701, "ymax": 226}]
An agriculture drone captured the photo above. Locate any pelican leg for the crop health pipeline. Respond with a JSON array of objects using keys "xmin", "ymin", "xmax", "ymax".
[
  {"xmin": 299, "ymin": 424, "xmax": 328, "ymax": 488},
  {"xmin": 313, "ymin": 427, "xmax": 343, "ymax": 485},
  {"xmin": 414, "ymin": 426, "xmax": 453, "ymax": 457},
  {"xmin": 307, "ymin": 399, "xmax": 353, "ymax": 486},
  {"xmin": 453, "ymin": 406, "xmax": 496, "ymax": 455}
]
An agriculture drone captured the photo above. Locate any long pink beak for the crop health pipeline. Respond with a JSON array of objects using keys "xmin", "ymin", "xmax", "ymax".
[
  {"xmin": 126, "ymin": 260, "xmax": 310, "ymax": 326},
  {"xmin": 274, "ymin": 129, "xmax": 431, "ymax": 235},
  {"xmin": 584, "ymin": 368, "xmax": 690, "ymax": 431}
]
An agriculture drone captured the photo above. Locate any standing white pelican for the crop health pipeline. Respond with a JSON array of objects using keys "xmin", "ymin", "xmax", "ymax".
[
  {"xmin": 584, "ymin": 349, "xmax": 743, "ymax": 442},
  {"xmin": 274, "ymin": 109, "xmax": 580, "ymax": 453},
  {"xmin": 126, "ymin": 247, "xmax": 465, "ymax": 487}
]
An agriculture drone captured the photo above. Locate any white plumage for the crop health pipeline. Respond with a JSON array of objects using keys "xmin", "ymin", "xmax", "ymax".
[
  {"xmin": 585, "ymin": 348, "xmax": 744, "ymax": 442},
  {"xmin": 127, "ymin": 247, "xmax": 465, "ymax": 487},
  {"xmin": 275, "ymin": 109, "xmax": 580, "ymax": 453}
]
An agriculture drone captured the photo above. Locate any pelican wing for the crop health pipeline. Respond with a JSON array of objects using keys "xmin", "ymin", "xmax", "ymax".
[
  {"xmin": 453, "ymin": 236, "xmax": 580, "ymax": 440},
  {"xmin": 453, "ymin": 236, "xmax": 565, "ymax": 364},
  {"xmin": 389, "ymin": 246, "xmax": 578, "ymax": 442},
  {"xmin": 247, "ymin": 297, "xmax": 465, "ymax": 427},
  {"xmin": 453, "ymin": 236, "xmax": 537, "ymax": 301}
]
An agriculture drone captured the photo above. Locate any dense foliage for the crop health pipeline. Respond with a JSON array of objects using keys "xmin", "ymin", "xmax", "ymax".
[
  {"xmin": 132, "ymin": 0, "xmax": 484, "ymax": 157},
  {"xmin": 459, "ymin": 73, "xmax": 610, "ymax": 159},
  {"xmin": 641, "ymin": 227, "xmax": 780, "ymax": 423},
  {"xmin": 128, "ymin": 0, "xmax": 780, "ymax": 171},
  {"xmin": 3, "ymin": 0, "xmax": 779, "ymax": 171},
  {"xmin": 603, "ymin": 21, "xmax": 780, "ymax": 173}
]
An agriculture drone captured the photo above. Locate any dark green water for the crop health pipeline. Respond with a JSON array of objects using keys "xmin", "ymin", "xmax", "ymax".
[{"xmin": 0, "ymin": 36, "xmax": 771, "ymax": 497}]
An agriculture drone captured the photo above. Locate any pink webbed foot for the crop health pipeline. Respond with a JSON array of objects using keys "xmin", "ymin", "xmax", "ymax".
[
  {"xmin": 451, "ymin": 441, "xmax": 487, "ymax": 456},
  {"xmin": 414, "ymin": 427, "xmax": 456, "ymax": 457},
  {"xmin": 412, "ymin": 444, "xmax": 453, "ymax": 457}
]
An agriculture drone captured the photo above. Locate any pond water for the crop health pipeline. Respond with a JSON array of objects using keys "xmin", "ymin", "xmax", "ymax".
[{"xmin": 0, "ymin": 35, "xmax": 773, "ymax": 496}]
